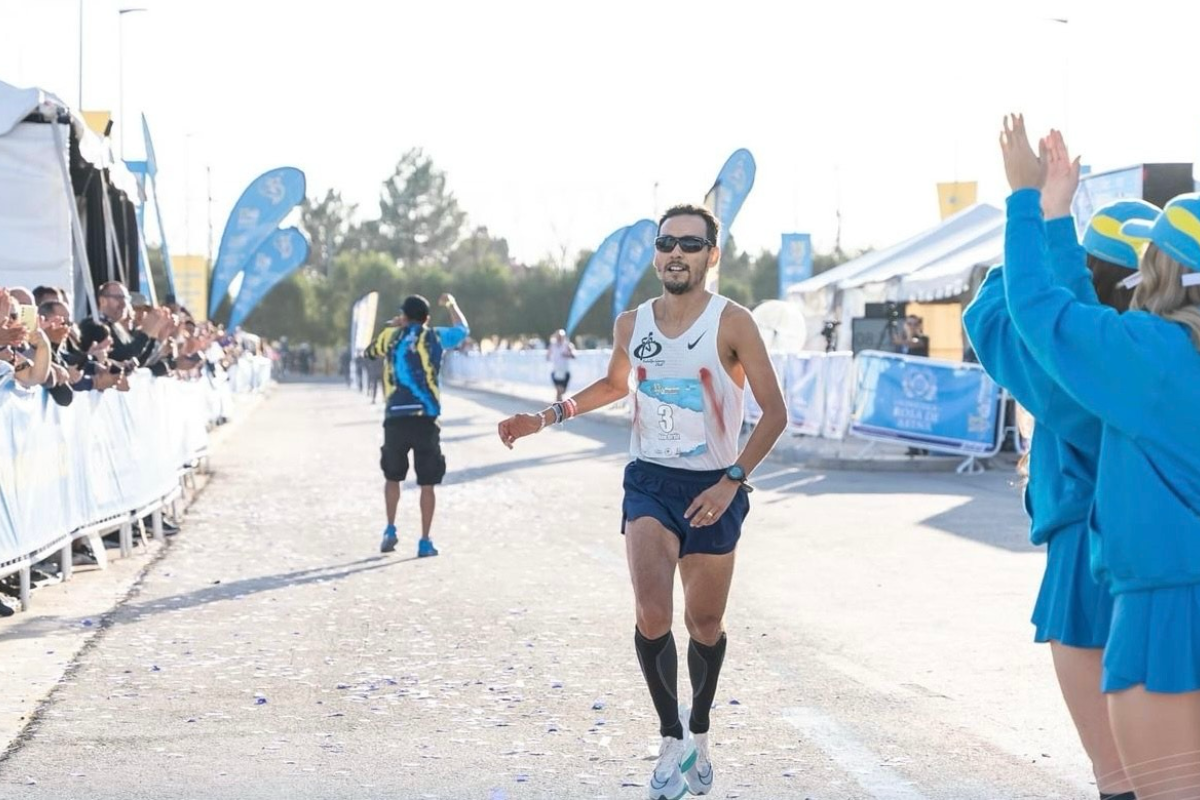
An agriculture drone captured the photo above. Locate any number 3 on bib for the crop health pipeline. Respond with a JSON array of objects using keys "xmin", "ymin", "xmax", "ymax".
[{"xmin": 636, "ymin": 377, "xmax": 708, "ymax": 459}]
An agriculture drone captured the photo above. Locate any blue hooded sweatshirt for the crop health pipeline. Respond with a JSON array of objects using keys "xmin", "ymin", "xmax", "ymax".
[
  {"xmin": 963, "ymin": 217, "xmax": 1101, "ymax": 547},
  {"xmin": 1003, "ymin": 188, "xmax": 1200, "ymax": 594}
]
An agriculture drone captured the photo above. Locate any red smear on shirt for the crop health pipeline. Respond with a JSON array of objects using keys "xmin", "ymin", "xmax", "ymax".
[
  {"xmin": 699, "ymin": 367, "xmax": 725, "ymax": 436},
  {"xmin": 634, "ymin": 366, "xmax": 646, "ymax": 425}
]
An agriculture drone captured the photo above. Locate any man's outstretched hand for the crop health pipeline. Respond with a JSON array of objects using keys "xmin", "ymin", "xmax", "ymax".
[{"xmin": 498, "ymin": 412, "xmax": 543, "ymax": 449}]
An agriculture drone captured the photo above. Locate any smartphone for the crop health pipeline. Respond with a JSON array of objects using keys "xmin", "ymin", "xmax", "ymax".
[{"xmin": 14, "ymin": 303, "xmax": 38, "ymax": 331}]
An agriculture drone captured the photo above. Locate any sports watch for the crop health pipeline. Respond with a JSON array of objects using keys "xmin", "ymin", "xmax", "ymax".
[{"xmin": 724, "ymin": 464, "xmax": 753, "ymax": 492}]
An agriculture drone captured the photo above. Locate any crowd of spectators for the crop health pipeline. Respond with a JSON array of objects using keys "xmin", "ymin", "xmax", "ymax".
[
  {"xmin": 0, "ymin": 279, "xmax": 267, "ymax": 615},
  {"xmin": 0, "ymin": 280, "xmax": 255, "ymax": 401}
]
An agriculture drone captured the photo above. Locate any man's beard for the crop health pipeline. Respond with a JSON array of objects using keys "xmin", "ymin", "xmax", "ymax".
[{"xmin": 663, "ymin": 264, "xmax": 702, "ymax": 295}]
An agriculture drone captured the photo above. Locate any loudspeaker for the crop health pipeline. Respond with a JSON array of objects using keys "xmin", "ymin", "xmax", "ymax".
[{"xmin": 1142, "ymin": 164, "xmax": 1194, "ymax": 207}]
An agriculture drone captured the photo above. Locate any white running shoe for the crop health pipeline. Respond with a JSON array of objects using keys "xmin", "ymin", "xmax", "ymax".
[
  {"xmin": 647, "ymin": 735, "xmax": 695, "ymax": 800},
  {"xmin": 683, "ymin": 731, "xmax": 714, "ymax": 795}
]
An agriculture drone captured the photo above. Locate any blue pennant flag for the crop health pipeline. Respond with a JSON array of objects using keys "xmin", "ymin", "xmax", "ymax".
[
  {"xmin": 778, "ymin": 233, "xmax": 813, "ymax": 298},
  {"xmin": 227, "ymin": 227, "xmax": 310, "ymax": 330},
  {"xmin": 703, "ymin": 148, "xmax": 756, "ymax": 249},
  {"xmin": 210, "ymin": 167, "xmax": 306, "ymax": 317},
  {"xmin": 565, "ymin": 225, "xmax": 628, "ymax": 336},
  {"xmin": 611, "ymin": 219, "xmax": 658, "ymax": 320}
]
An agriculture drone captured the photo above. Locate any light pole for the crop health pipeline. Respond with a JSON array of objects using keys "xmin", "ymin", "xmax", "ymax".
[{"xmin": 118, "ymin": 7, "xmax": 147, "ymax": 159}]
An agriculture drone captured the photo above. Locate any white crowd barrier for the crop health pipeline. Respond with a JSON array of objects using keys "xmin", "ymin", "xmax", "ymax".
[
  {"xmin": 445, "ymin": 349, "xmax": 859, "ymax": 438},
  {"xmin": 743, "ymin": 351, "xmax": 855, "ymax": 439},
  {"xmin": 445, "ymin": 349, "xmax": 1017, "ymax": 468},
  {"xmin": 443, "ymin": 349, "xmax": 612, "ymax": 389},
  {"xmin": 0, "ymin": 371, "xmax": 225, "ymax": 611},
  {"xmin": 227, "ymin": 354, "xmax": 274, "ymax": 395}
]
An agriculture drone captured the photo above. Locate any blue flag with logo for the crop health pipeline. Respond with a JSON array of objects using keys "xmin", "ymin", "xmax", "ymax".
[
  {"xmin": 703, "ymin": 148, "xmax": 756, "ymax": 249},
  {"xmin": 227, "ymin": 227, "xmax": 310, "ymax": 330},
  {"xmin": 611, "ymin": 219, "xmax": 658, "ymax": 320},
  {"xmin": 565, "ymin": 225, "xmax": 628, "ymax": 336},
  {"xmin": 851, "ymin": 352, "xmax": 1002, "ymax": 454},
  {"xmin": 210, "ymin": 167, "xmax": 306, "ymax": 317},
  {"xmin": 778, "ymin": 233, "xmax": 813, "ymax": 298}
]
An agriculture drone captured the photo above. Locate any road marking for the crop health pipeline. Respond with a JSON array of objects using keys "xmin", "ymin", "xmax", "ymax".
[{"xmin": 783, "ymin": 706, "xmax": 933, "ymax": 800}]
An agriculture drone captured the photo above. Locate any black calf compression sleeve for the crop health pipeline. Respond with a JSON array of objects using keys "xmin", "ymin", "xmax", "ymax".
[
  {"xmin": 687, "ymin": 633, "xmax": 728, "ymax": 734},
  {"xmin": 634, "ymin": 628, "xmax": 684, "ymax": 739}
]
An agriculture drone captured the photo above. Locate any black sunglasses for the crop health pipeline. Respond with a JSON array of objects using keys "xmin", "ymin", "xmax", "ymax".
[{"xmin": 655, "ymin": 235, "xmax": 713, "ymax": 254}]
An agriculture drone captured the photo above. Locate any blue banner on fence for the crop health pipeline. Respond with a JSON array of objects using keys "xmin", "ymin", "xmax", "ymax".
[
  {"xmin": 565, "ymin": 225, "xmax": 627, "ymax": 336},
  {"xmin": 850, "ymin": 351, "xmax": 1002, "ymax": 454},
  {"xmin": 210, "ymin": 167, "xmax": 306, "ymax": 317},
  {"xmin": 227, "ymin": 227, "xmax": 310, "ymax": 330},
  {"xmin": 778, "ymin": 233, "xmax": 813, "ymax": 298},
  {"xmin": 784, "ymin": 353, "xmax": 825, "ymax": 436},
  {"xmin": 611, "ymin": 219, "xmax": 658, "ymax": 320},
  {"xmin": 703, "ymin": 149, "xmax": 756, "ymax": 249}
]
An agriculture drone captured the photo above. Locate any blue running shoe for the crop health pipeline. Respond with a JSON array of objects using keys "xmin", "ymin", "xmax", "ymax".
[
  {"xmin": 417, "ymin": 538, "xmax": 439, "ymax": 558},
  {"xmin": 380, "ymin": 525, "xmax": 398, "ymax": 553}
]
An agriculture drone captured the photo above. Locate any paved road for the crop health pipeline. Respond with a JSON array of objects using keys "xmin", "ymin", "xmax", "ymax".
[{"xmin": 0, "ymin": 382, "xmax": 1096, "ymax": 799}]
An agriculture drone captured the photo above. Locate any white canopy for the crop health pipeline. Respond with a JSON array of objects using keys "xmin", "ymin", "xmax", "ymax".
[
  {"xmin": 0, "ymin": 81, "xmax": 140, "ymax": 314},
  {"xmin": 786, "ymin": 204, "xmax": 1005, "ymax": 345}
]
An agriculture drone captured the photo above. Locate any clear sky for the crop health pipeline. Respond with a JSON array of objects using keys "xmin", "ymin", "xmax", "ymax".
[{"xmin": 3, "ymin": 0, "xmax": 1199, "ymax": 266}]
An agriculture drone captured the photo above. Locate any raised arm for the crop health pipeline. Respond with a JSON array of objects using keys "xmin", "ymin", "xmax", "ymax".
[
  {"xmin": 439, "ymin": 293, "xmax": 468, "ymax": 332},
  {"xmin": 1040, "ymin": 129, "xmax": 1095, "ymax": 303},
  {"xmin": 999, "ymin": 116, "xmax": 1162, "ymax": 438},
  {"xmin": 964, "ymin": 266, "xmax": 1096, "ymax": 446}
]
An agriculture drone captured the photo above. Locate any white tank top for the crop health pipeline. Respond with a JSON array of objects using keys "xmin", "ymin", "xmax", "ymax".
[{"xmin": 628, "ymin": 295, "xmax": 744, "ymax": 470}]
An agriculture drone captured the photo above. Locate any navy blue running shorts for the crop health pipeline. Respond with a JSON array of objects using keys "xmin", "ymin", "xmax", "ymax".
[{"xmin": 621, "ymin": 459, "xmax": 749, "ymax": 557}]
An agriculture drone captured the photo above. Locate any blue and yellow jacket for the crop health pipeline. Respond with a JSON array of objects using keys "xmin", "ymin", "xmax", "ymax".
[
  {"xmin": 964, "ymin": 217, "xmax": 1101, "ymax": 548},
  {"xmin": 1003, "ymin": 189, "xmax": 1200, "ymax": 594},
  {"xmin": 366, "ymin": 322, "xmax": 468, "ymax": 419}
]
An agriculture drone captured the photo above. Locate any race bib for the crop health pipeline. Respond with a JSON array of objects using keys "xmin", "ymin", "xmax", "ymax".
[{"xmin": 636, "ymin": 377, "xmax": 708, "ymax": 459}]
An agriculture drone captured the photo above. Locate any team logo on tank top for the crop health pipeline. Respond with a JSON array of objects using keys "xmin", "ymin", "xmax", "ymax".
[{"xmin": 633, "ymin": 332, "xmax": 664, "ymax": 363}]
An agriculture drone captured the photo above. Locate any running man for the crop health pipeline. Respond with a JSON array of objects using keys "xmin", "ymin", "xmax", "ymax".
[
  {"xmin": 547, "ymin": 328, "xmax": 575, "ymax": 402},
  {"xmin": 497, "ymin": 204, "xmax": 787, "ymax": 799},
  {"xmin": 366, "ymin": 293, "xmax": 469, "ymax": 558}
]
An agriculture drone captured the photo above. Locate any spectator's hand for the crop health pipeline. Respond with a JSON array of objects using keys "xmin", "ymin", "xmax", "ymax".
[
  {"xmin": 439, "ymin": 293, "xmax": 455, "ymax": 308},
  {"xmin": 40, "ymin": 313, "xmax": 69, "ymax": 338},
  {"xmin": 93, "ymin": 365, "xmax": 119, "ymax": 391},
  {"xmin": 0, "ymin": 323, "xmax": 28, "ymax": 347},
  {"xmin": 27, "ymin": 328, "xmax": 49, "ymax": 351},
  {"xmin": 47, "ymin": 362, "xmax": 69, "ymax": 387},
  {"xmin": 67, "ymin": 365, "xmax": 84, "ymax": 384},
  {"xmin": 0, "ymin": 289, "xmax": 10, "ymax": 321},
  {"xmin": 1040, "ymin": 128, "xmax": 1081, "ymax": 220},
  {"xmin": 139, "ymin": 308, "xmax": 166, "ymax": 337},
  {"xmin": 89, "ymin": 336, "xmax": 112, "ymax": 358},
  {"xmin": 999, "ymin": 113, "xmax": 1045, "ymax": 192},
  {"xmin": 156, "ymin": 316, "xmax": 176, "ymax": 342}
]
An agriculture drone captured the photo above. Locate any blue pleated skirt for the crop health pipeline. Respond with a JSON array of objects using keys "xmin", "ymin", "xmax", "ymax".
[
  {"xmin": 1103, "ymin": 584, "xmax": 1200, "ymax": 694},
  {"xmin": 1031, "ymin": 526, "xmax": 1114, "ymax": 649}
]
